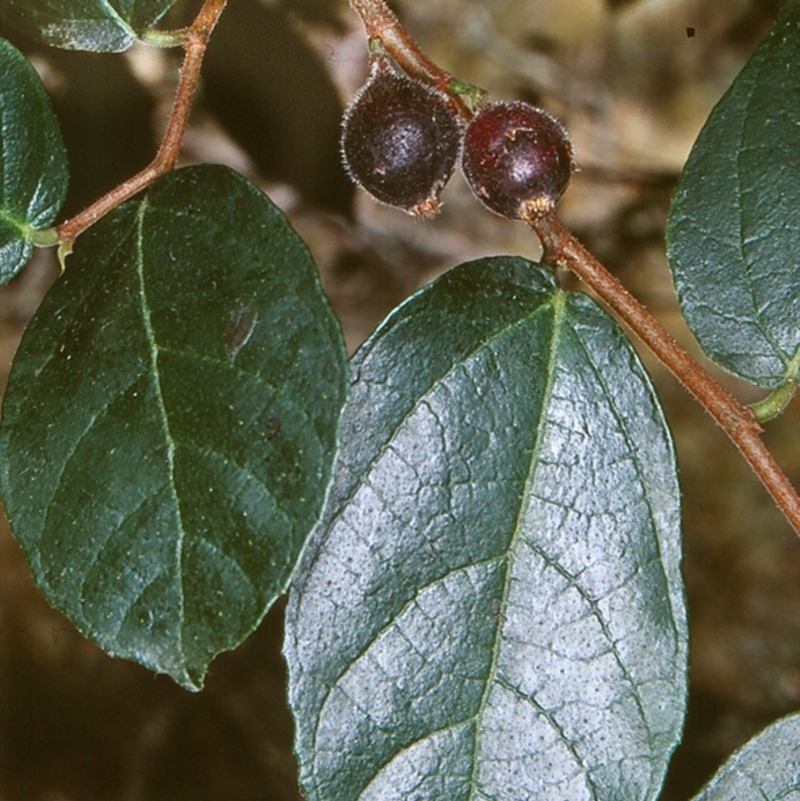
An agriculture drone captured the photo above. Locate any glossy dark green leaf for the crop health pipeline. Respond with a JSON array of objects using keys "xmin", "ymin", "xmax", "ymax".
[
  {"xmin": 666, "ymin": 0, "xmax": 800, "ymax": 388},
  {"xmin": 691, "ymin": 713, "xmax": 800, "ymax": 800},
  {"xmin": 285, "ymin": 257, "xmax": 687, "ymax": 801},
  {"xmin": 0, "ymin": 0, "xmax": 177, "ymax": 51},
  {"xmin": 0, "ymin": 37, "xmax": 68, "ymax": 282},
  {"xmin": 0, "ymin": 164, "xmax": 347, "ymax": 690}
]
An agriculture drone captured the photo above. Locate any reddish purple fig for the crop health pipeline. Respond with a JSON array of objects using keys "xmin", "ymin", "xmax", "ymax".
[
  {"xmin": 461, "ymin": 100, "xmax": 574, "ymax": 220},
  {"xmin": 341, "ymin": 57, "xmax": 462, "ymax": 218}
]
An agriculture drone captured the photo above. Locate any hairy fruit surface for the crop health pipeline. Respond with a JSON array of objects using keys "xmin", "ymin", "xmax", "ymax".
[
  {"xmin": 461, "ymin": 101, "xmax": 573, "ymax": 220},
  {"xmin": 341, "ymin": 58, "xmax": 462, "ymax": 218}
]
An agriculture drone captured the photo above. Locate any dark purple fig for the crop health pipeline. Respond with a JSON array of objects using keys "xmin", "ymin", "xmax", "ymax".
[
  {"xmin": 461, "ymin": 100, "xmax": 573, "ymax": 220},
  {"xmin": 341, "ymin": 57, "xmax": 462, "ymax": 218}
]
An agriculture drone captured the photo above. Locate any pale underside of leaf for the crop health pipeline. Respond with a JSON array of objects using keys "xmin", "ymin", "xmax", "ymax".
[
  {"xmin": 1, "ymin": 0, "xmax": 178, "ymax": 50},
  {"xmin": 286, "ymin": 258, "xmax": 686, "ymax": 801},
  {"xmin": 691, "ymin": 712, "xmax": 800, "ymax": 801}
]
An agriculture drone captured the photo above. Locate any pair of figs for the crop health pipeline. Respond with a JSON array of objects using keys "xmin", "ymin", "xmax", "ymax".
[{"xmin": 341, "ymin": 57, "xmax": 574, "ymax": 221}]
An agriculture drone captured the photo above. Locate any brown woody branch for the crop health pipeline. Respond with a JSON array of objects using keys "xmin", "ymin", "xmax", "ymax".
[
  {"xmin": 57, "ymin": 0, "xmax": 228, "ymax": 245},
  {"xmin": 346, "ymin": 0, "xmax": 473, "ymax": 119},
  {"xmin": 533, "ymin": 213, "xmax": 800, "ymax": 538},
  {"xmin": 350, "ymin": 0, "xmax": 800, "ymax": 538}
]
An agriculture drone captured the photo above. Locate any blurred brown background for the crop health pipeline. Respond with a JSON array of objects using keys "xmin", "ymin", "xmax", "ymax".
[{"xmin": 1, "ymin": 0, "xmax": 799, "ymax": 798}]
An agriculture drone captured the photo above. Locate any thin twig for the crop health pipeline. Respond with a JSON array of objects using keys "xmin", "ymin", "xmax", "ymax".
[
  {"xmin": 347, "ymin": 0, "xmax": 473, "ymax": 119},
  {"xmin": 351, "ymin": 0, "xmax": 800, "ymax": 537},
  {"xmin": 57, "ymin": 0, "xmax": 229, "ymax": 245},
  {"xmin": 348, "ymin": 0, "xmax": 448, "ymax": 88},
  {"xmin": 533, "ymin": 213, "xmax": 800, "ymax": 538},
  {"xmin": 349, "ymin": 0, "xmax": 800, "ymax": 536}
]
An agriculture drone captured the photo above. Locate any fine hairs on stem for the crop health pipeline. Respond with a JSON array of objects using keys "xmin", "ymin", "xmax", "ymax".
[
  {"xmin": 47, "ymin": 0, "xmax": 800, "ymax": 537},
  {"xmin": 347, "ymin": 0, "xmax": 800, "ymax": 538}
]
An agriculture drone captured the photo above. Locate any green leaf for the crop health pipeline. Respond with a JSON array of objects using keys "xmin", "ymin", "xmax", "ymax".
[
  {"xmin": 691, "ymin": 713, "xmax": 800, "ymax": 800},
  {"xmin": 0, "ymin": 164, "xmax": 348, "ymax": 690},
  {"xmin": 285, "ymin": 257, "xmax": 687, "ymax": 801},
  {"xmin": 0, "ymin": 0, "xmax": 178, "ymax": 51},
  {"xmin": 666, "ymin": 0, "xmax": 800, "ymax": 388},
  {"xmin": 0, "ymin": 37, "xmax": 68, "ymax": 283}
]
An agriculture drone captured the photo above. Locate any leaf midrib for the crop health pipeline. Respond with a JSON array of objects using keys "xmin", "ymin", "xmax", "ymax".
[
  {"xmin": 133, "ymin": 198, "xmax": 188, "ymax": 663},
  {"xmin": 305, "ymin": 293, "xmax": 557, "ymax": 711},
  {"xmin": 304, "ymin": 287, "xmax": 559, "ymax": 798},
  {"xmin": 463, "ymin": 289, "xmax": 568, "ymax": 801},
  {"xmin": 734, "ymin": 60, "xmax": 787, "ymax": 369},
  {"xmin": 301, "ymin": 289, "xmax": 556, "ymax": 594}
]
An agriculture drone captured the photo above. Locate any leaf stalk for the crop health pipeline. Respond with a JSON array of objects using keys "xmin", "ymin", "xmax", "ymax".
[{"xmin": 751, "ymin": 348, "xmax": 800, "ymax": 422}]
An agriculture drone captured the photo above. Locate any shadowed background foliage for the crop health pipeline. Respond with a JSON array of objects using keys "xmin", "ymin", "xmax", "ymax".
[{"xmin": 1, "ymin": 0, "xmax": 798, "ymax": 798}]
